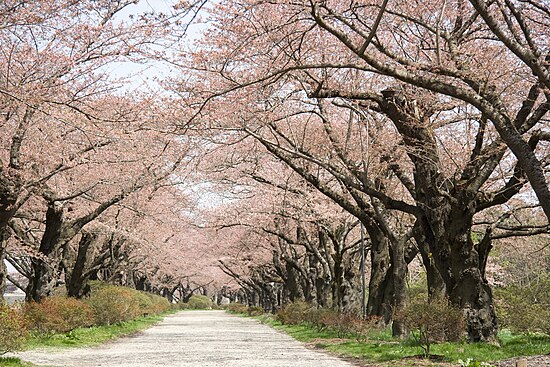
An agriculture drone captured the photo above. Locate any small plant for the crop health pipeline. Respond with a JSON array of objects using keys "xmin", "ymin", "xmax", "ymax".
[
  {"xmin": 397, "ymin": 296, "xmax": 465, "ymax": 357},
  {"xmin": 186, "ymin": 295, "xmax": 213, "ymax": 309},
  {"xmin": 322, "ymin": 311, "xmax": 357, "ymax": 338},
  {"xmin": 350, "ymin": 315, "xmax": 384, "ymax": 342},
  {"xmin": 0, "ymin": 304, "xmax": 28, "ymax": 354},
  {"xmin": 304, "ymin": 307, "xmax": 335, "ymax": 331},
  {"xmin": 143, "ymin": 293, "xmax": 171, "ymax": 314}
]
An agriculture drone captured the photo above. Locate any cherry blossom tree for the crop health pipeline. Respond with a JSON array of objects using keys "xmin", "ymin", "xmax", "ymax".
[
  {"xmin": 171, "ymin": 0, "xmax": 550, "ymax": 341},
  {"xmin": 0, "ymin": 0, "xmax": 207, "ymax": 300}
]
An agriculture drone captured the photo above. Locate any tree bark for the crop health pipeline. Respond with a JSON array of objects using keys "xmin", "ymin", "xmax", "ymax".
[
  {"xmin": 365, "ymin": 224, "xmax": 393, "ymax": 324},
  {"xmin": 66, "ymin": 232, "xmax": 98, "ymax": 298},
  {"xmin": 389, "ymin": 238, "xmax": 408, "ymax": 338},
  {"xmin": 26, "ymin": 202, "xmax": 64, "ymax": 302},
  {"xmin": 413, "ymin": 222, "xmax": 446, "ymax": 300},
  {"xmin": 418, "ymin": 205, "xmax": 498, "ymax": 342}
]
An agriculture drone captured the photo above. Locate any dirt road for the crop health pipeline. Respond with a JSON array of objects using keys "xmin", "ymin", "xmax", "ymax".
[{"xmin": 16, "ymin": 310, "xmax": 357, "ymax": 367}]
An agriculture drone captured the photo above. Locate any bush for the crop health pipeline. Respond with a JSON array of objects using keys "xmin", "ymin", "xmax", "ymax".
[
  {"xmin": 304, "ymin": 307, "xmax": 384, "ymax": 340},
  {"xmin": 247, "ymin": 306, "xmax": 264, "ymax": 316},
  {"xmin": 133, "ymin": 291, "xmax": 154, "ymax": 315},
  {"xmin": 350, "ymin": 315, "xmax": 385, "ymax": 342},
  {"xmin": 397, "ymin": 296, "xmax": 465, "ymax": 356},
  {"xmin": 225, "ymin": 302, "xmax": 248, "ymax": 314},
  {"xmin": 275, "ymin": 301, "xmax": 311, "ymax": 325},
  {"xmin": 304, "ymin": 307, "xmax": 335, "ymax": 331},
  {"xmin": 0, "ymin": 304, "xmax": 28, "ymax": 354},
  {"xmin": 186, "ymin": 295, "xmax": 213, "ymax": 310},
  {"xmin": 177, "ymin": 301, "xmax": 191, "ymax": 310},
  {"xmin": 24, "ymin": 296, "xmax": 94, "ymax": 335},
  {"xmin": 86, "ymin": 286, "xmax": 142, "ymax": 325},
  {"xmin": 495, "ymin": 282, "xmax": 550, "ymax": 334},
  {"xmin": 320, "ymin": 311, "xmax": 356, "ymax": 338},
  {"xmin": 143, "ymin": 293, "xmax": 171, "ymax": 314}
]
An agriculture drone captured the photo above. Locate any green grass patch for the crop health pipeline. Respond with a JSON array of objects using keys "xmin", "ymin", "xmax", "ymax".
[
  {"xmin": 0, "ymin": 357, "xmax": 37, "ymax": 367},
  {"xmin": 25, "ymin": 310, "xmax": 176, "ymax": 349},
  {"xmin": 255, "ymin": 315, "xmax": 550, "ymax": 365},
  {"xmin": 427, "ymin": 331, "xmax": 550, "ymax": 363},
  {"xmin": 257, "ymin": 315, "xmax": 341, "ymax": 341}
]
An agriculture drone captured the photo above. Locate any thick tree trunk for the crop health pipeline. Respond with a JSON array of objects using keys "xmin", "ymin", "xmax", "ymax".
[
  {"xmin": 284, "ymin": 262, "xmax": 303, "ymax": 302},
  {"xmin": 26, "ymin": 202, "xmax": 64, "ymax": 302},
  {"xmin": 332, "ymin": 252, "xmax": 345, "ymax": 311},
  {"xmin": 316, "ymin": 276, "xmax": 332, "ymax": 308},
  {"xmin": 341, "ymin": 262, "xmax": 358, "ymax": 313},
  {"xmin": 380, "ymin": 92, "xmax": 498, "ymax": 341},
  {"xmin": 366, "ymin": 226, "xmax": 393, "ymax": 324},
  {"xmin": 66, "ymin": 232, "xmax": 98, "ymax": 298},
  {"xmin": 413, "ymin": 223, "xmax": 446, "ymax": 299},
  {"xmin": 421, "ymin": 212, "xmax": 498, "ymax": 342},
  {"xmin": 389, "ymin": 239, "xmax": 408, "ymax": 338}
]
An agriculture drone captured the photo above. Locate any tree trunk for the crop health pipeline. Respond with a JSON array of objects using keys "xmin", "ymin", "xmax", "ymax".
[
  {"xmin": 389, "ymin": 238, "xmax": 408, "ymax": 338},
  {"xmin": 284, "ymin": 262, "xmax": 303, "ymax": 302},
  {"xmin": 26, "ymin": 202, "xmax": 64, "ymax": 302},
  {"xmin": 316, "ymin": 276, "xmax": 332, "ymax": 308},
  {"xmin": 380, "ymin": 92, "xmax": 498, "ymax": 341},
  {"xmin": 66, "ymin": 232, "xmax": 98, "ymax": 298},
  {"xmin": 0, "ymin": 170, "xmax": 22, "ymax": 302},
  {"xmin": 365, "ymin": 225, "xmax": 393, "ymax": 324},
  {"xmin": 332, "ymin": 252, "xmax": 345, "ymax": 311},
  {"xmin": 413, "ymin": 222, "xmax": 446, "ymax": 300},
  {"xmin": 421, "ymin": 211, "xmax": 498, "ymax": 342}
]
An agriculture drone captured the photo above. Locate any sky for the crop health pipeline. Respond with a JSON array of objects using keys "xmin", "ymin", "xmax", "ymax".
[{"xmin": 104, "ymin": 0, "xmax": 208, "ymax": 93}]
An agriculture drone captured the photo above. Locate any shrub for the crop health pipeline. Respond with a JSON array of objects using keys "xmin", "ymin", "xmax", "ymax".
[
  {"xmin": 0, "ymin": 304, "xmax": 28, "ymax": 354},
  {"xmin": 397, "ymin": 296, "xmax": 465, "ymax": 356},
  {"xmin": 304, "ymin": 307, "xmax": 335, "ymax": 331},
  {"xmin": 187, "ymin": 295, "xmax": 213, "ymax": 310},
  {"xmin": 86, "ymin": 286, "xmax": 142, "ymax": 325},
  {"xmin": 350, "ymin": 315, "xmax": 385, "ymax": 342},
  {"xmin": 320, "ymin": 311, "xmax": 357, "ymax": 338},
  {"xmin": 247, "ymin": 306, "xmax": 264, "ymax": 316},
  {"xmin": 133, "ymin": 291, "xmax": 154, "ymax": 315},
  {"xmin": 24, "ymin": 296, "xmax": 94, "ymax": 335},
  {"xmin": 177, "ymin": 301, "xmax": 191, "ymax": 310},
  {"xmin": 225, "ymin": 302, "xmax": 248, "ymax": 314},
  {"xmin": 495, "ymin": 281, "xmax": 550, "ymax": 335},
  {"xmin": 143, "ymin": 293, "xmax": 171, "ymax": 314},
  {"xmin": 275, "ymin": 301, "xmax": 311, "ymax": 325}
]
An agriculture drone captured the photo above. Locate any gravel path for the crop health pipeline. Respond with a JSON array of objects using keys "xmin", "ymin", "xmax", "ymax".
[{"xmin": 16, "ymin": 310, "xmax": 357, "ymax": 367}]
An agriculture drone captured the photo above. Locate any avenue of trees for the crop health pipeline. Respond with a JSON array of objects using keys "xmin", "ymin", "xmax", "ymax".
[{"xmin": 1, "ymin": 0, "xmax": 549, "ymax": 345}]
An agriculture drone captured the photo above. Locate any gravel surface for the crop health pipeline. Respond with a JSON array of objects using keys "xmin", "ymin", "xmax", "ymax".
[{"xmin": 16, "ymin": 310, "xmax": 357, "ymax": 367}]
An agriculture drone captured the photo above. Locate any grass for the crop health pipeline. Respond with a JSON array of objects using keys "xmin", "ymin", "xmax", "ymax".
[
  {"xmin": 0, "ymin": 357, "xmax": 37, "ymax": 367},
  {"xmin": 25, "ymin": 310, "xmax": 177, "ymax": 349},
  {"xmin": 255, "ymin": 314, "xmax": 550, "ymax": 366}
]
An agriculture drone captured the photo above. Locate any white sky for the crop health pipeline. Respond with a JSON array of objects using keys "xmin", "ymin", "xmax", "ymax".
[{"xmin": 105, "ymin": 0, "xmax": 208, "ymax": 93}]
